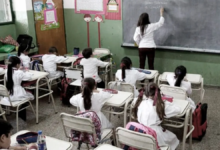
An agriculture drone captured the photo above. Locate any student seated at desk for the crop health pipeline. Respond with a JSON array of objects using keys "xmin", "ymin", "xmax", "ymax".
[
  {"xmin": 132, "ymin": 83, "xmax": 181, "ymax": 150},
  {"xmin": 3, "ymin": 56, "xmax": 34, "ymax": 103},
  {"xmin": 115, "ymin": 57, "xmax": 146, "ymax": 97},
  {"xmin": 42, "ymin": 47, "xmax": 67, "ymax": 78},
  {"xmin": 17, "ymin": 43, "xmax": 31, "ymax": 69},
  {"xmin": 166, "ymin": 65, "xmax": 196, "ymax": 112},
  {"xmin": 0, "ymin": 119, "xmax": 35, "ymax": 150},
  {"xmin": 80, "ymin": 48, "xmax": 109, "ymax": 88},
  {"xmin": 70, "ymin": 78, "xmax": 112, "ymax": 130}
]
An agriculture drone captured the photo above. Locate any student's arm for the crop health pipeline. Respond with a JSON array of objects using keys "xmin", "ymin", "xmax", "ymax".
[
  {"xmin": 148, "ymin": 8, "xmax": 165, "ymax": 32},
  {"xmin": 135, "ymin": 70, "xmax": 146, "ymax": 81},
  {"xmin": 99, "ymin": 91, "xmax": 111, "ymax": 105},
  {"xmin": 133, "ymin": 27, "xmax": 141, "ymax": 45},
  {"xmin": 70, "ymin": 94, "xmax": 81, "ymax": 107},
  {"xmin": 166, "ymin": 73, "xmax": 175, "ymax": 86},
  {"xmin": 19, "ymin": 71, "xmax": 32, "ymax": 81},
  {"xmin": 54, "ymin": 56, "xmax": 68, "ymax": 63},
  {"xmin": 95, "ymin": 59, "xmax": 109, "ymax": 68},
  {"xmin": 164, "ymin": 101, "xmax": 181, "ymax": 118},
  {"xmin": 186, "ymin": 82, "xmax": 192, "ymax": 95}
]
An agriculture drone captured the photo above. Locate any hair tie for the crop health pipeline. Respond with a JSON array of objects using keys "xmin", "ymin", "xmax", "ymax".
[
  {"xmin": 153, "ymin": 88, "xmax": 158, "ymax": 106},
  {"xmin": 120, "ymin": 63, "xmax": 125, "ymax": 68}
]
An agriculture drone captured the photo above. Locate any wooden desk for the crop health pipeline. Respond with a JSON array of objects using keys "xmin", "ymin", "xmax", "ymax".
[{"xmin": 11, "ymin": 130, "xmax": 73, "ymax": 150}]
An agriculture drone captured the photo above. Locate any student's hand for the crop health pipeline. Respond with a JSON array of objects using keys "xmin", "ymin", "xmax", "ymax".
[{"xmin": 160, "ymin": 7, "xmax": 164, "ymax": 16}]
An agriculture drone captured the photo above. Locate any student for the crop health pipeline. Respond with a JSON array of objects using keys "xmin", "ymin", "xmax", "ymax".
[
  {"xmin": 0, "ymin": 119, "xmax": 34, "ymax": 150},
  {"xmin": 0, "ymin": 67, "xmax": 4, "ymax": 74},
  {"xmin": 166, "ymin": 65, "xmax": 196, "ymax": 111},
  {"xmin": 42, "ymin": 47, "xmax": 67, "ymax": 78},
  {"xmin": 3, "ymin": 56, "xmax": 34, "ymax": 103},
  {"xmin": 18, "ymin": 43, "xmax": 31, "ymax": 69},
  {"xmin": 80, "ymin": 48, "xmax": 109, "ymax": 88},
  {"xmin": 115, "ymin": 57, "xmax": 146, "ymax": 97},
  {"xmin": 70, "ymin": 77, "xmax": 112, "ymax": 130},
  {"xmin": 132, "ymin": 83, "xmax": 181, "ymax": 150},
  {"xmin": 133, "ymin": 8, "xmax": 165, "ymax": 70}
]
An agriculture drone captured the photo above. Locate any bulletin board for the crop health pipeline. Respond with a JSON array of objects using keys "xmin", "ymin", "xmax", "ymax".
[{"xmin": 75, "ymin": 0, "xmax": 105, "ymax": 14}]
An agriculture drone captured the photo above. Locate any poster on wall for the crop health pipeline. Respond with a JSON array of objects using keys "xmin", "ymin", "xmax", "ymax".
[
  {"xmin": 33, "ymin": 0, "xmax": 45, "ymax": 20},
  {"xmin": 41, "ymin": 0, "xmax": 60, "ymax": 31},
  {"xmin": 105, "ymin": 0, "xmax": 121, "ymax": 20}
]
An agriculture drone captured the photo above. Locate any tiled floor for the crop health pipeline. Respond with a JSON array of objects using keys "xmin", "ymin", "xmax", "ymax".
[{"xmin": 5, "ymin": 86, "xmax": 219, "ymax": 150}]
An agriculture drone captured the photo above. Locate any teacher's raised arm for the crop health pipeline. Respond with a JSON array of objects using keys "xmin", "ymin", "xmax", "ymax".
[{"xmin": 133, "ymin": 8, "xmax": 165, "ymax": 70}]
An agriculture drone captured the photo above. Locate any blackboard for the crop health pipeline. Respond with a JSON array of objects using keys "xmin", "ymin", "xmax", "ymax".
[{"xmin": 122, "ymin": 0, "xmax": 220, "ymax": 53}]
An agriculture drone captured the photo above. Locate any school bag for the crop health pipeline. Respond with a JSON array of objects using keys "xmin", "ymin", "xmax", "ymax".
[
  {"xmin": 192, "ymin": 103, "xmax": 208, "ymax": 140},
  {"xmin": 17, "ymin": 34, "xmax": 35, "ymax": 49},
  {"xmin": 70, "ymin": 111, "xmax": 101, "ymax": 149},
  {"xmin": 60, "ymin": 77, "xmax": 75, "ymax": 106}
]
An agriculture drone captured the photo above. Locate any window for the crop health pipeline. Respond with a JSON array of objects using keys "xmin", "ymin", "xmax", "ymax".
[{"xmin": 0, "ymin": 0, "xmax": 13, "ymax": 23}]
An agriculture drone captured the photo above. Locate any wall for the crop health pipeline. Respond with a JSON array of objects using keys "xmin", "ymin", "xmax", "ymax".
[
  {"xmin": 0, "ymin": 24, "xmax": 16, "ymax": 41},
  {"xmin": 64, "ymin": 5, "xmax": 220, "ymax": 86}
]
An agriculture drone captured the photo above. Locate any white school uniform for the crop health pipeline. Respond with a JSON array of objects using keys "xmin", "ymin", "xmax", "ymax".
[
  {"xmin": 133, "ymin": 16, "xmax": 165, "ymax": 48},
  {"xmin": 42, "ymin": 54, "xmax": 67, "ymax": 78},
  {"xmin": 115, "ymin": 69, "xmax": 146, "ymax": 97},
  {"xmin": 70, "ymin": 90, "xmax": 112, "ymax": 130},
  {"xmin": 0, "ymin": 67, "xmax": 4, "ymax": 74},
  {"xmin": 166, "ymin": 74, "xmax": 196, "ymax": 111},
  {"xmin": 19, "ymin": 53, "xmax": 31, "ymax": 68},
  {"xmin": 2, "ymin": 70, "xmax": 34, "ymax": 104},
  {"xmin": 137, "ymin": 98, "xmax": 181, "ymax": 150},
  {"xmin": 80, "ymin": 58, "xmax": 109, "ymax": 83}
]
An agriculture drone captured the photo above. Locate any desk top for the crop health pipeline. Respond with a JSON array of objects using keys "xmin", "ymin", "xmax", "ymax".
[
  {"xmin": 160, "ymin": 72, "xmax": 202, "ymax": 84},
  {"xmin": 95, "ymin": 144, "xmax": 123, "ymax": 150},
  {"xmin": 0, "ymin": 48, "xmax": 38, "ymax": 61},
  {"xmin": 61, "ymin": 57, "xmax": 78, "ymax": 64},
  {"xmin": 65, "ymin": 52, "xmax": 110, "ymax": 60},
  {"xmin": 11, "ymin": 130, "xmax": 73, "ymax": 150},
  {"xmin": 104, "ymin": 90, "xmax": 133, "ymax": 107},
  {"xmin": 29, "ymin": 70, "xmax": 48, "ymax": 81}
]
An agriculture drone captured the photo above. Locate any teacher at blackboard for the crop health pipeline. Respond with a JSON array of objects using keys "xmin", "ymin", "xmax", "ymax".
[{"xmin": 133, "ymin": 8, "xmax": 164, "ymax": 70}]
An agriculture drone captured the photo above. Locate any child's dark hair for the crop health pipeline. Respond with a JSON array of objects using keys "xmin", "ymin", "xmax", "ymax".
[
  {"xmin": 120, "ymin": 57, "xmax": 132, "ymax": 81},
  {"xmin": 132, "ymin": 83, "xmax": 165, "ymax": 120},
  {"xmin": 174, "ymin": 66, "xmax": 187, "ymax": 87},
  {"xmin": 81, "ymin": 78, "xmax": 96, "ymax": 110},
  {"xmin": 49, "ymin": 47, "xmax": 58, "ymax": 53},
  {"xmin": 137, "ymin": 13, "xmax": 151, "ymax": 36},
  {"xmin": 18, "ymin": 43, "xmax": 30, "ymax": 56},
  {"xmin": 0, "ymin": 119, "xmax": 13, "ymax": 137},
  {"xmin": 7, "ymin": 56, "xmax": 21, "ymax": 95},
  {"xmin": 82, "ymin": 48, "xmax": 93, "ymax": 59}
]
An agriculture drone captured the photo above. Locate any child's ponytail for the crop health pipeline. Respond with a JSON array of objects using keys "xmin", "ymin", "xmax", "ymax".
[
  {"xmin": 120, "ymin": 57, "xmax": 132, "ymax": 81},
  {"xmin": 132, "ymin": 88, "xmax": 144, "ymax": 119},
  {"xmin": 82, "ymin": 78, "xmax": 96, "ymax": 110},
  {"xmin": 18, "ymin": 43, "xmax": 29, "ymax": 56},
  {"xmin": 6, "ymin": 56, "xmax": 21, "ymax": 95},
  {"xmin": 174, "ymin": 66, "xmax": 187, "ymax": 87}
]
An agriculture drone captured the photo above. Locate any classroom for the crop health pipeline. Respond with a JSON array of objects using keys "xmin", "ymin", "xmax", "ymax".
[{"xmin": 0, "ymin": 0, "xmax": 218, "ymax": 149}]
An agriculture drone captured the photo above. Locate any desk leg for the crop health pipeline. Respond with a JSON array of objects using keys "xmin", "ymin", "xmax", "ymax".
[
  {"xmin": 45, "ymin": 77, "xmax": 57, "ymax": 113},
  {"xmin": 36, "ymin": 78, "xmax": 40, "ymax": 124}
]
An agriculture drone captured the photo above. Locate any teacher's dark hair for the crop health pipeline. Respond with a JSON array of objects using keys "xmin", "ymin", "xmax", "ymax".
[
  {"xmin": 137, "ymin": 13, "xmax": 151, "ymax": 36},
  {"xmin": 174, "ymin": 65, "xmax": 187, "ymax": 87}
]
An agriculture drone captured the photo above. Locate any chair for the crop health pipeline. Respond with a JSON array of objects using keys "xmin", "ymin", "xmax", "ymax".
[
  {"xmin": 65, "ymin": 68, "xmax": 82, "ymax": 87},
  {"xmin": 60, "ymin": 113, "xmax": 116, "ymax": 150},
  {"xmin": 116, "ymin": 127, "xmax": 170, "ymax": 150},
  {"xmin": 0, "ymin": 85, "xmax": 35, "ymax": 131},
  {"xmin": 159, "ymin": 84, "xmax": 188, "ymax": 100}
]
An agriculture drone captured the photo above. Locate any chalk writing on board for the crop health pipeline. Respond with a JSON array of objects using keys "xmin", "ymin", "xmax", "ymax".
[
  {"xmin": 144, "ymin": 0, "xmax": 186, "ymax": 9},
  {"xmin": 76, "ymin": 0, "xmax": 103, "ymax": 12}
]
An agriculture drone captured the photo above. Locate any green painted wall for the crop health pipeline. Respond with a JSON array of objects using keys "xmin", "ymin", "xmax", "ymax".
[
  {"xmin": 64, "ymin": 9, "xmax": 220, "ymax": 86},
  {"xmin": 0, "ymin": 24, "xmax": 16, "ymax": 45}
]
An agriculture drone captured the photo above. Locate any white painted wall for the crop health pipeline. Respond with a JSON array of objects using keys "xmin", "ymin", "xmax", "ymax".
[
  {"xmin": 64, "ymin": 0, "xmax": 75, "ymax": 9},
  {"xmin": 12, "ymin": 0, "xmax": 26, "ymax": 11}
]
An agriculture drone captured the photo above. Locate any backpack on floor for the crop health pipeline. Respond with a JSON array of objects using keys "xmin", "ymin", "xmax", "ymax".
[
  {"xmin": 192, "ymin": 103, "xmax": 208, "ymax": 140},
  {"xmin": 60, "ymin": 78, "xmax": 75, "ymax": 106}
]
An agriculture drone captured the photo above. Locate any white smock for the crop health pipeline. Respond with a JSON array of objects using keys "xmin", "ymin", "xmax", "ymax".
[
  {"xmin": 115, "ymin": 69, "xmax": 146, "ymax": 97},
  {"xmin": 70, "ymin": 90, "xmax": 113, "ymax": 130},
  {"xmin": 137, "ymin": 98, "xmax": 181, "ymax": 150},
  {"xmin": 42, "ymin": 54, "xmax": 67, "ymax": 78},
  {"xmin": 166, "ymin": 73, "xmax": 196, "ymax": 112},
  {"xmin": 19, "ymin": 53, "xmax": 31, "ymax": 68},
  {"xmin": 2, "ymin": 70, "xmax": 34, "ymax": 104}
]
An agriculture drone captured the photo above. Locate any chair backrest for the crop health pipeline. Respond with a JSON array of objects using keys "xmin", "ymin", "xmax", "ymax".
[
  {"xmin": 0, "ymin": 85, "xmax": 13, "ymax": 106},
  {"xmin": 60, "ymin": 113, "xmax": 96, "ymax": 139},
  {"xmin": 37, "ymin": 64, "xmax": 44, "ymax": 72},
  {"xmin": 64, "ymin": 69, "xmax": 82, "ymax": 80},
  {"xmin": 116, "ymin": 127, "xmax": 157, "ymax": 150},
  {"xmin": 159, "ymin": 84, "xmax": 187, "ymax": 100},
  {"xmin": 94, "ymin": 48, "xmax": 110, "ymax": 54},
  {"xmin": 108, "ymin": 81, "xmax": 134, "ymax": 97}
]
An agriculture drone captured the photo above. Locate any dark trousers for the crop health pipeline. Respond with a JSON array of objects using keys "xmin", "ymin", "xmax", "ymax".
[
  {"xmin": 138, "ymin": 48, "xmax": 155, "ymax": 70},
  {"xmin": 97, "ymin": 81, "xmax": 105, "ymax": 88}
]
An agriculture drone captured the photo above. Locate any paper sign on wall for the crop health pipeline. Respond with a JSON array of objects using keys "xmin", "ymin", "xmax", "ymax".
[
  {"xmin": 44, "ymin": 9, "xmax": 57, "ymax": 24},
  {"xmin": 107, "ymin": 0, "xmax": 118, "ymax": 12},
  {"xmin": 33, "ymin": 0, "xmax": 44, "ymax": 20},
  {"xmin": 75, "ymin": 0, "xmax": 105, "ymax": 14},
  {"xmin": 105, "ymin": 0, "xmax": 121, "ymax": 20}
]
